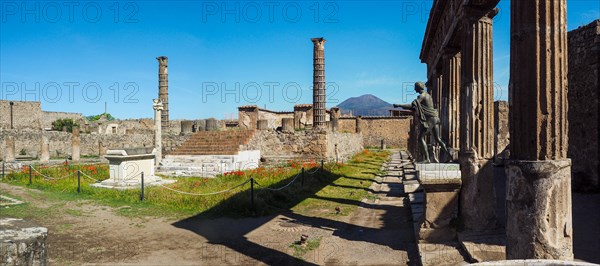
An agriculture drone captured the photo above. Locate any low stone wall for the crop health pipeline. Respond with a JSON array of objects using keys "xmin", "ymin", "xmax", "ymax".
[
  {"xmin": 41, "ymin": 111, "xmax": 84, "ymax": 130},
  {"xmin": 242, "ymin": 129, "xmax": 362, "ymax": 162},
  {"xmin": 339, "ymin": 116, "xmax": 412, "ymax": 148},
  {"xmin": 326, "ymin": 132, "xmax": 363, "ymax": 162},
  {"xmin": 0, "ymin": 129, "xmax": 189, "ymax": 160}
]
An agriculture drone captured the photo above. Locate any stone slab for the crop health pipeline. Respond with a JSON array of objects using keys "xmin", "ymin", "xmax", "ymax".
[
  {"xmin": 415, "ymin": 163, "xmax": 460, "ymax": 171},
  {"xmin": 0, "ymin": 218, "xmax": 48, "ymax": 265},
  {"xmin": 418, "ymin": 242, "xmax": 466, "ymax": 266},
  {"xmin": 404, "ymin": 180, "xmax": 422, "ymax": 193}
]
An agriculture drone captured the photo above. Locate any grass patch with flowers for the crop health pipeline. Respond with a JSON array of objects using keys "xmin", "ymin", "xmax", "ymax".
[{"xmin": 1, "ymin": 149, "xmax": 390, "ymax": 219}]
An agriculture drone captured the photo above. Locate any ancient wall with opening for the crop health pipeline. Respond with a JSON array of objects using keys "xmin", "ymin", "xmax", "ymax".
[{"xmin": 568, "ymin": 19, "xmax": 600, "ymax": 191}]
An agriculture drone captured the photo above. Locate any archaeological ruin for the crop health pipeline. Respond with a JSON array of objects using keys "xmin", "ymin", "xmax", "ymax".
[{"xmin": 0, "ymin": 1, "xmax": 598, "ymax": 265}]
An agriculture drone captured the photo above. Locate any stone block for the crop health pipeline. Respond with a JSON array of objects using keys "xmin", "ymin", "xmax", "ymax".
[{"xmin": 0, "ymin": 218, "xmax": 48, "ymax": 265}]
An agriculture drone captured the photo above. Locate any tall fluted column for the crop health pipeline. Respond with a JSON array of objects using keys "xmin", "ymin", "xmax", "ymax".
[
  {"xmin": 506, "ymin": 0, "xmax": 572, "ymax": 259},
  {"xmin": 442, "ymin": 49, "xmax": 461, "ymax": 150},
  {"xmin": 458, "ymin": 7, "xmax": 498, "ymax": 231},
  {"xmin": 157, "ymin": 56, "xmax": 169, "ymax": 131},
  {"xmin": 311, "ymin": 38, "xmax": 327, "ymax": 130},
  {"xmin": 153, "ymin": 99, "xmax": 163, "ymax": 167}
]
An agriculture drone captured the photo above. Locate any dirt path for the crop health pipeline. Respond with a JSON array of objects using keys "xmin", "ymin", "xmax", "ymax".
[{"xmin": 1, "ymin": 151, "xmax": 420, "ymax": 265}]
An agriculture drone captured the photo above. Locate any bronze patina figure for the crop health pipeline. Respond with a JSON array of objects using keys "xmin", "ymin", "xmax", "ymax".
[{"xmin": 394, "ymin": 82, "xmax": 450, "ymax": 163}]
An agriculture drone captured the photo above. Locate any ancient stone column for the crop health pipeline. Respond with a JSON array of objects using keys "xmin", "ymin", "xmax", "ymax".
[
  {"xmin": 330, "ymin": 107, "xmax": 340, "ymax": 132},
  {"xmin": 311, "ymin": 38, "xmax": 327, "ymax": 130},
  {"xmin": 206, "ymin": 118, "xmax": 218, "ymax": 131},
  {"xmin": 442, "ymin": 48, "xmax": 461, "ymax": 149},
  {"xmin": 4, "ymin": 136, "xmax": 15, "ymax": 163},
  {"xmin": 153, "ymin": 99, "xmax": 163, "ymax": 167},
  {"xmin": 157, "ymin": 56, "xmax": 169, "ymax": 131},
  {"xmin": 355, "ymin": 116, "xmax": 363, "ymax": 134},
  {"xmin": 506, "ymin": 0, "xmax": 572, "ymax": 259},
  {"xmin": 281, "ymin": 118, "xmax": 294, "ymax": 132},
  {"xmin": 71, "ymin": 127, "xmax": 80, "ymax": 162},
  {"xmin": 40, "ymin": 135, "xmax": 49, "ymax": 164},
  {"xmin": 458, "ymin": 7, "xmax": 498, "ymax": 231}
]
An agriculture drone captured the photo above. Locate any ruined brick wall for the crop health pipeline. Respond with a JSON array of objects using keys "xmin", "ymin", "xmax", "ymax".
[
  {"xmin": 238, "ymin": 106, "xmax": 259, "ymax": 130},
  {"xmin": 568, "ymin": 20, "xmax": 600, "ymax": 192},
  {"xmin": 0, "ymin": 100, "xmax": 42, "ymax": 130},
  {"xmin": 258, "ymin": 110, "xmax": 294, "ymax": 129},
  {"xmin": 338, "ymin": 116, "xmax": 412, "ymax": 148},
  {"xmin": 494, "ymin": 101, "xmax": 510, "ymax": 165},
  {"xmin": 41, "ymin": 111, "xmax": 85, "ymax": 130}
]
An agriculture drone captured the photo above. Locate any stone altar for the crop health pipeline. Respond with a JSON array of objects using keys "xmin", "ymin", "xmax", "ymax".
[
  {"xmin": 416, "ymin": 163, "xmax": 461, "ymax": 242},
  {"xmin": 92, "ymin": 147, "xmax": 174, "ymax": 190}
]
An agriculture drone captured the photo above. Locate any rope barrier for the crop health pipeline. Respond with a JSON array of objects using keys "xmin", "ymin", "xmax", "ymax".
[
  {"xmin": 30, "ymin": 166, "xmax": 74, "ymax": 180},
  {"xmin": 79, "ymin": 171, "xmax": 101, "ymax": 182},
  {"xmin": 254, "ymin": 171, "xmax": 302, "ymax": 191},
  {"xmin": 306, "ymin": 167, "xmax": 321, "ymax": 175},
  {"xmin": 156, "ymin": 179, "xmax": 251, "ymax": 196}
]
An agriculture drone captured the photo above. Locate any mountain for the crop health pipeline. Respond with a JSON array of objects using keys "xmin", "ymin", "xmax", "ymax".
[{"xmin": 336, "ymin": 94, "xmax": 396, "ymax": 116}]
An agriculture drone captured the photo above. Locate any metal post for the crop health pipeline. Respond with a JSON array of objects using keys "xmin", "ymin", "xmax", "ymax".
[
  {"xmin": 29, "ymin": 165, "xmax": 32, "ymax": 185},
  {"xmin": 77, "ymin": 170, "xmax": 81, "ymax": 193},
  {"xmin": 301, "ymin": 167, "xmax": 305, "ymax": 187},
  {"xmin": 1, "ymin": 162, "xmax": 4, "ymax": 180},
  {"xmin": 140, "ymin": 172, "xmax": 145, "ymax": 201},
  {"xmin": 250, "ymin": 178, "xmax": 255, "ymax": 211},
  {"xmin": 320, "ymin": 160, "xmax": 324, "ymax": 176}
]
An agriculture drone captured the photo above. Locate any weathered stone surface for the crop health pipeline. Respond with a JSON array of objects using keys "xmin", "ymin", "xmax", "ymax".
[
  {"xmin": 256, "ymin": 119, "xmax": 269, "ymax": 130},
  {"xmin": 417, "ymin": 164, "xmax": 461, "ymax": 242},
  {"xmin": 505, "ymin": 159, "xmax": 573, "ymax": 260},
  {"xmin": 157, "ymin": 56, "xmax": 169, "ymax": 131},
  {"xmin": 311, "ymin": 37, "xmax": 327, "ymax": 130},
  {"xmin": 494, "ymin": 101, "xmax": 509, "ymax": 165},
  {"xmin": 71, "ymin": 126, "xmax": 80, "ymax": 162},
  {"xmin": 442, "ymin": 49, "xmax": 461, "ymax": 150},
  {"xmin": 338, "ymin": 116, "xmax": 412, "ymax": 148},
  {"xmin": 459, "ymin": 151, "xmax": 497, "ymax": 231},
  {"xmin": 3, "ymin": 136, "xmax": 15, "ymax": 162},
  {"xmin": 508, "ymin": 0, "xmax": 573, "ymax": 260},
  {"xmin": 39, "ymin": 135, "xmax": 49, "ymax": 164},
  {"xmin": 472, "ymin": 259, "xmax": 596, "ymax": 265},
  {"xmin": 458, "ymin": 230, "xmax": 506, "ymax": 262},
  {"xmin": 568, "ymin": 20, "xmax": 600, "ymax": 192},
  {"xmin": 281, "ymin": 118, "xmax": 294, "ymax": 132},
  {"xmin": 0, "ymin": 218, "xmax": 48, "ymax": 266},
  {"xmin": 205, "ymin": 118, "xmax": 218, "ymax": 131}
]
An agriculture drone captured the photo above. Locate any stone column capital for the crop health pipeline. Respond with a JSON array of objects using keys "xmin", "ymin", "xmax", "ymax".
[
  {"xmin": 152, "ymin": 99, "xmax": 164, "ymax": 111},
  {"xmin": 156, "ymin": 56, "xmax": 168, "ymax": 65},
  {"xmin": 311, "ymin": 37, "xmax": 326, "ymax": 49},
  {"xmin": 463, "ymin": 6, "xmax": 499, "ymax": 24}
]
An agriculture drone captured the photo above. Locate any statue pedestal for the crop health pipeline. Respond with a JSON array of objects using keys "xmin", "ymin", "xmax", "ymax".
[
  {"xmin": 416, "ymin": 163, "xmax": 462, "ymax": 242},
  {"xmin": 92, "ymin": 148, "xmax": 174, "ymax": 190}
]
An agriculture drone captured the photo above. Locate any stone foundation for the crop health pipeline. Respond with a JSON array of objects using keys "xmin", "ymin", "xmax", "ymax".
[
  {"xmin": 0, "ymin": 218, "xmax": 48, "ymax": 265},
  {"xmin": 459, "ymin": 151, "xmax": 497, "ymax": 231},
  {"xmin": 505, "ymin": 159, "xmax": 573, "ymax": 260}
]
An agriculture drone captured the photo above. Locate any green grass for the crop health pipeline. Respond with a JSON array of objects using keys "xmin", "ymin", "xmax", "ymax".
[
  {"xmin": 289, "ymin": 236, "xmax": 322, "ymax": 258},
  {"xmin": 1, "ymin": 149, "xmax": 390, "ymax": 219}
]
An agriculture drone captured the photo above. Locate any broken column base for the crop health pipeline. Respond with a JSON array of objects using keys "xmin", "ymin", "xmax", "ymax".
[
  {"xmin": 0, "ymin": 218, "xmax": 48, "ymax": 265},
  {"xmin": 505, "ymin": 159, "xmax": 573, "ymax": 260},
  {"xmin": 459, "ymin": 151, "xmax": 498, "ymax": 231},
  {"xmin": 416, "ymin": 163, "xmax": 461, "ymax": 242}
]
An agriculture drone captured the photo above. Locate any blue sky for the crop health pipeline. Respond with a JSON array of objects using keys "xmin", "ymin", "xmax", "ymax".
[{"xmin": 1, "ymin": 0, "xmax": 598, "ymax": 119}]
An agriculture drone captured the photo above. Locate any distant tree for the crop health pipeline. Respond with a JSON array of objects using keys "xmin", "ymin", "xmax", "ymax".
[
  {"xmin": 51, "ymin": 118, "xmax": 79, "ymax": 133},
  {"xmin": 86, "ymin": 113, "xmax": 116, "ymax": 121}
]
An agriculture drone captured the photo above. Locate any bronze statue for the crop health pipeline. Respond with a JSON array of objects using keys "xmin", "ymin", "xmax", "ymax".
[{"xmin": 394, "ymin": 82, "xmax": 450, "ymax": 163}]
